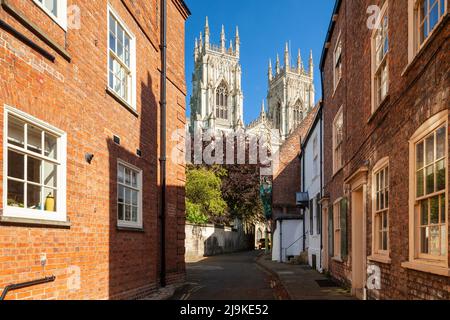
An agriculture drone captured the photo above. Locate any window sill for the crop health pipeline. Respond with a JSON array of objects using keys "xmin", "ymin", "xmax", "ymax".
[
  {"xmin": 0, "ymin": 215, "xmax": 71, "ymax": 229},
  {"xmin": 401, "ymin": 260, "xmax": 449, "ymax": 277},
  {"xmin": 367, "ymin": 94, "xmax": 390, "ymax": 124},
  {"xmin": 106, "ymin": 87, "xmax": 139, "ymax": 118},
  {"xmin": 368, "ymin": 254, "xmax": 391, "ymax": 265},
  {"xmin": 117, "ymin": 226, "xmax": 145, "ymax": 233},
  {"xmin": 332, "ymin": 256, "xmax": 343, "ymax": 263},
  {"xmin": 332, "ymin": 167, "xmax": 343, "ymax": 179},
  {"xmin": 1, "ymin": 0, "xmax": 71, "ymax": 62},
  {"xmin": 401, "ymin": 14, "xmax": 449, "ymax": 77}
]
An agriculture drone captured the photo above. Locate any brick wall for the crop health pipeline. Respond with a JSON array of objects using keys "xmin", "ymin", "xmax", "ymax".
[
  {"xmin": 0, "ymin": 0, "xmax": 189, "ymax": 300},
  {"xmin": 322, "ymin": 0, "xmax": 450, "ymax": 299},
  {"xmin": 272, "ymin": 105, "xmax": 318, "ymax": 217}
]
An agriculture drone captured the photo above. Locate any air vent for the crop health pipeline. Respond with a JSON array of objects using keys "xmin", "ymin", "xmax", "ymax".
[
  {"xmin": 113, "ymin": 135, "xmax": 121, "ymax": 145},
  {"xmin": 136, "ymin": 149, "xmax": 142, "ymax": 157}
]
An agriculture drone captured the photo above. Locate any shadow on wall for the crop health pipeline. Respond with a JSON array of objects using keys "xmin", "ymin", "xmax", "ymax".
[
  {"xmin": 106, "ymin": 72, "xmax": 185, "ymax": 299},
  {"xmin": 186, "ymin": 223, "xmax": 254, "ymax": 260}
]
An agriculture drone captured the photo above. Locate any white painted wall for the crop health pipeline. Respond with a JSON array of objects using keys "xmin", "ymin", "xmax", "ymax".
[
  {"xmin": 272, "ymin": 219, "xmax": 304, "ymax": 262},
  {"xmin": 303, "ymin": 119, "xmax": 323, "ymax": 271}
]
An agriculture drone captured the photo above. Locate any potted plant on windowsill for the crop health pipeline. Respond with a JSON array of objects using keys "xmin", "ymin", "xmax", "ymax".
[{"xmin": 7, "ymin": 198, "xmax": 24, "ymax": 208}]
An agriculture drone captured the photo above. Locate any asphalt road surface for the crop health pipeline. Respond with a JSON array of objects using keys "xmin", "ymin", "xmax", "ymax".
[{"xmin": 172, "ymin": 251, "xmax": 284, "ymax": 300}]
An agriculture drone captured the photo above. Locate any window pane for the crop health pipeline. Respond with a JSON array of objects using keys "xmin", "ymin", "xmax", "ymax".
[
  {"xmin": 441, "ymin": 194, "xmax": 446, "ymax": 223},
  {"xmin": 383, "ymin": 212, "xmax": 388, "ymax": 229},
  {"xmin": 8, "ymin": 150, "xmax": 24, "ymax": 179},
  {"xmin": 429, "ymin": 226, "xmax": 440, "ymax": 255},
  {"xmin": 132, "ymin": 206, "xmax": 138, "ymax": 222},
  {"xmin": 420, "ymin": 227, "xmax": 429, "ymax": 254},
  {"xmin": 125, "ymin": 205, "xmax": 131, "ymax": 221},
  {"xmin": 7, "ymin": 180, "xmax": 24, "ymax": 208},
  {"xmin": 385, "ymin": 190, "xmax": 389, "ymax": 208},
  {"xmin": 132, "ymin": 190, "xmax": 138, "ymax": 206},
  {"xmin": 27, "ymin": 125, "xmax": 43, "ymax": 154},
  {"xmin": 125, "ymin": 188, "xmax": 131, "ymax": 205},
  {"xmin": 43, "ymin": 0, "xmax": 57, "ymax": 16},
  {"xmin": 416, "ymin": 142, "xmax": 424, "ymax": 169},
  {"xmin": 43, "ymin": 162, "xmax": 57, "ymax": 188},
  {"xmin": 417, "ymin": 169, "xmax": 424, "ymax": 197},
  {"xmin": 8, "ymin": 116, "xmax": 25, "ymax": 148},
  {"xmin": 109, "ymin": 14, "xmax": 116, "ymax": 36},
  {"xmin": 27, "ymin": 156, "xmax": 42, "ymax": 184},
  {"xmin": 440, "ymin": 225, "xmax": 446, "ymax": 256},
  {"xmin": 117, "ymin": 27, "xmax": 124, "ymax": 60},
  {"xmin": 440, "ymin": 0, "xmax": 445, "ymax": 16},
  {"xmin": 27, "ymin": 184, "xmax": 42, "ymax": 210},
  {"xmin": 132, "ymin": 171, "xmax": 138, "ymax": 188},
  {"xmin": 118, "ymin": 203, "xmax": 124, "ymax": 221},
  {"xmin": 43, "ymin": 188, "xmax": 56, "ymax": 212},
  {"xmin": 118, "ymin": 185, "xmax": 124, "ymax": 203},
  {"xmin": 425, "ymin": 165, "xmax": 434, "ymax": 194},
  {"xmin": 429, "ymin": 2, "xmax": 439, "ymax": 30},
  {"xmin": 125, "ymin": 168, "xmax": 131, "ymax": 185},
  {"xmin": 436, "ymin": 160, "xmax": 445, "ymax": 191},
  {"xmin": 44, "ymin": 133, "xmax": 57, "ymax": 159},
  {"xmin": 430, "ymin": 196, "xmax": 439, "ymax": 224},
  {"xmin": 382, "ymin": 231, "xmax": 388, "ymax": 251},
  {"xmin": 421, "ymin": 200, "xmax": 428, "ymax": 226},
  {"xmin": 425, "ymin": 135, "xmax": 434, "ymax": 165},
  {"xmin": 436, "ymin": 126, "xmax": 445, "ymax": 159},
  {"xmin": 118, "ymin": 165, "xmax": 124, "ymax": 184}
]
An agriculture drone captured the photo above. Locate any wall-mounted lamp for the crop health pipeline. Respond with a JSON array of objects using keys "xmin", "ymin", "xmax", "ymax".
[{"xmin": 85, "ymin": 153, "xmax": 94, "ymax": 164}]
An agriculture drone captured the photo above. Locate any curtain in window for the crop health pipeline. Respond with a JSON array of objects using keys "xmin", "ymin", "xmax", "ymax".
[{"xmin": 340, "ymin": 198, "xmax": 348, "ymax": 258}]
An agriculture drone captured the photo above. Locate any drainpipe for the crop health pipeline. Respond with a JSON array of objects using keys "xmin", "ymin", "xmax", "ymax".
[
  {"xmin": 318, "ymin": 104, "xmax": 324, "ymax": 271},
  {"xmin": 279, "ymin": 220, "xmax": 283, "ymax": 262},
  {"xmin": 301, "ymin": 145, "xmax": 306, "ymax": 252},
  {"xmin": 159, "ymin": 0, "xmax": 167, "ymax": 288}
]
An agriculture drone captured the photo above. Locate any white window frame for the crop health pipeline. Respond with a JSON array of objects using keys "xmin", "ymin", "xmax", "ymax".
[
  {"xmin": 371, "ymin": 157, "xmax": 390, "ymax": 258},
  {"xmin": 33, "ymin": 0, "xmax": 68, "ymax": 30},
  {"xmin": 3, "ymin": 105, "xmax": 67, "ymax": 222},
  {"xmin": 107, "ymin": 4, "xmax": 137, "ymax": 111},
  {"xmin": 117, "ymin": 160, "xmax": 143, "ymax": 229},
  {"xmin": 313, "ymin": 134, "xmax": 319, "ymax": 179},
  {"xmin": 407, "ymin": 111, "xmax": 448, "ymax": 269},
  {"xmin": 408, "ymin": 0, "xmax": 448, "ymax": 62},
  {"xmin": 333, "ymin": 198, "xmax": 342, "ymax": 259},
  {"xmin": 371, "ymin": 1, "xmax": 389, "ymax": 112},
  {"xmin": 333, "ymin": 32, "xmax": 342, "ymax": 92},
  {"xmin": 332, "ymin": 106, "xmax": 344, "ymax": 174}
]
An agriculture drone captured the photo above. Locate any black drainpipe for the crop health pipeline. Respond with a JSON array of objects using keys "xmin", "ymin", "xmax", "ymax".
[
  {"xmin": 319, "ymin": 104, "xmax": 324, "ymax": 271},
  {"xmin": 159, "ymin": 0, "xmax": 167, "ymax": 288},
  {"xmin": 279, "ymin": 220, "xmax": 283, "ymax": 262},
  {"xmin": 301, "ymin": 145, "xmax": 306, "ymax": 252}
]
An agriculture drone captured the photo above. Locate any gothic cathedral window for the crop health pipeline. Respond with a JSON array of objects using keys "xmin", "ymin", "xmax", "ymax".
[{"xmin": 216, "ymin": 84, "xmax": 229, "ymax": 120}]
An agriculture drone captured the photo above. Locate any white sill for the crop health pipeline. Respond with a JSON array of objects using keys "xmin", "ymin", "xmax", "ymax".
[
  {"xmin": 368, "ymin": 254, "xmax": 391, "ymax": 265},
  {"xmin": 401, "ymin": 260, "xmax": 449, "ymax": 277},
  {"xmin": 106, "ymin": 87, "xmax": 138, "ymax": 117},
  {"xmin": 3, "ymin": 207, "xmax": 66, "ymax": 222},
  {"xmin": 0, "ymin": 215, "xmax": 71, "ymax": 228},
  {"xmin": 117, "ymin": 222, "xmax": 143, "ymax": 230},
  {"xmin": 332, "ymin": 256, "xmax": 344, "ymax": 263}
]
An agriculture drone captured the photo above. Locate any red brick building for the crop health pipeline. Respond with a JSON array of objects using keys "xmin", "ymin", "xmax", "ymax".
[
  {"xmin": 321, "ymin": 0, "xmax": 449, "ymax": 299},
  {"xmin": 0, "ymin": 0, "xmax": 189, "ymax": 299}
]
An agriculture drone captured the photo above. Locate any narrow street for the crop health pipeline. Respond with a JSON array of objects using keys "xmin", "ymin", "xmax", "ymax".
[{"xmin": 173, "ymin": 251, "xmax": 286, "ymax": 300}]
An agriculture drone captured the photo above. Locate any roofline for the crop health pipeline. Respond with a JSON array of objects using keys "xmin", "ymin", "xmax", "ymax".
[
  {"xmin": 173, "ymin": 0, "xmax": 191, "ymax": 19},
  {"xmin": 179, "ymin": 0, "xmax": 191, "ymax": 16},
  {"xmin": 319, "ymin": 0, "xmax": 342, "ymax": 71},
  {"xmin": 301, "ymin": 102, "xmax": 323, "ymax": 148}
]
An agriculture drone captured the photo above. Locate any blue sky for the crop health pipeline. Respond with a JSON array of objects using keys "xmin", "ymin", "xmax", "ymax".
[{"xmin": 184, "ymin": 0, "xmax": 335, "ymax": 124}]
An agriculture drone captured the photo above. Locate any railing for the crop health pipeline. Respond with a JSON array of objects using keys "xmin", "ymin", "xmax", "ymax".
[
  {"xmin": 283, "ymin": 235, "xmax": 305, "ymax": 260},
  {"xmin": 0, "ymin": 276, "xmax": 56, "ymax": 300}
]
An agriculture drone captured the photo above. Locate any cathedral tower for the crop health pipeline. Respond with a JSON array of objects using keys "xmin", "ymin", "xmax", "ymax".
[
  {"xmin": 190, "ymin": 17, "xmax": 244, "ymax": 133},
  {"xmin": 267, "ymin": 43, "xmax": 315, "ymax": 140}
]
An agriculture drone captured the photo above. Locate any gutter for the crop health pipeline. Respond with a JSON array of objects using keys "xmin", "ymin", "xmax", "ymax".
[{"xmin": 319, "ymin": 0, "xmax": 343, "ymax": 71}]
